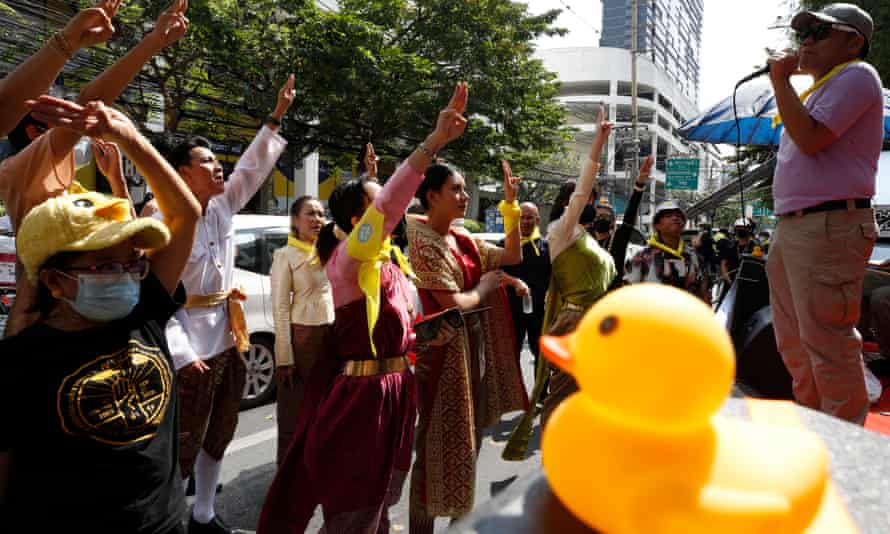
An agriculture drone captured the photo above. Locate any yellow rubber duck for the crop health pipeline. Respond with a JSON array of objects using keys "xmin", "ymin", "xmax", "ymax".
[{"xmin": 540, "ymin": 284, "xmax": 830, "ymax": 534}]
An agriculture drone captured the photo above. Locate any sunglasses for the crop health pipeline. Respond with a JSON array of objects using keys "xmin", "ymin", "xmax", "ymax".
[
  {"xmin": 794, "ymin": 23, "xmax": 859, "ymax": 45},
  {"xmin": 57, "ymin": 257, "xmax": 151, "ymax": 280}
]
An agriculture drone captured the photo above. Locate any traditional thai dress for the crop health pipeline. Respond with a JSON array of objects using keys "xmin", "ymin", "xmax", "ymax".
[
  {"xmin": 407, "ymin": 216, "xmax": 528, "ymax": 532},
  {"xmin": 269, "ymin": 238, "xmax": 334, "ymax": 464},
  {"xmin": 257, "ymin": 161, "xmax": 421, "ymax": 534},
  {"xmin": 502, "ymin": 157, "xmax": 616, "ymax": 461}
]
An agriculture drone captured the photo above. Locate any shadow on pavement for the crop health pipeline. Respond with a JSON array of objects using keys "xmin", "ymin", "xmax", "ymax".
[{"xmin": 214, "ymin": 462, "xmax": 277, "ymax": 532}]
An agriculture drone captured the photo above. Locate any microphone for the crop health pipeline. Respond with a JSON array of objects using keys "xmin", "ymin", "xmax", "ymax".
[{"xmin": 737, "ymin": 65, "xmax": 771, "ymax": 86}]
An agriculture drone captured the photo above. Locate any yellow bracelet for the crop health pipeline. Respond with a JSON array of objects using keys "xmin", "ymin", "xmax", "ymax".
[{"xmin": 499, "ymin": 200, "xmax": 520, "ymax": 235}]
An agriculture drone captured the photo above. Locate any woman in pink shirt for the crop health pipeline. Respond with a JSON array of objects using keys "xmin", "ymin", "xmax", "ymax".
[{"xmin": 258, "ymin": 83, "xmax": 470, "ymax": 534}]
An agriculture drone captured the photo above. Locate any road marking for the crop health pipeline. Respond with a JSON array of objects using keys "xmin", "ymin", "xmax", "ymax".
[{"xmin": 227, "ymin": 427, "xmax": 277, "ymax": 455}]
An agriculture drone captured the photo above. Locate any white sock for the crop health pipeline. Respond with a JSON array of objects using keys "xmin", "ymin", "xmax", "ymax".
[
  {"xmin": 183, "ymin": 477, "xmax": 190, "ymax": 493},
  {"xmin": 191, "ymin": 450, "xmax": 222, "ymax": 524}
]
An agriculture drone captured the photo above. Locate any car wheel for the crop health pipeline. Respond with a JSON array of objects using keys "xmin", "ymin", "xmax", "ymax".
[{"xmin": 240, "ymin": 333, "xmax": 277, "ymax": 410}]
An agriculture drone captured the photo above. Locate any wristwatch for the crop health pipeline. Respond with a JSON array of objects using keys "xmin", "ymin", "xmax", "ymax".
[{"xmin": 265, "ymin": 114, "xmax": 282, "ymax": 127}]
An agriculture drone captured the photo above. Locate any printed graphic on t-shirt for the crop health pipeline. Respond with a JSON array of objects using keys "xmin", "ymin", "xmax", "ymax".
[{"xmin": 56, "ymin": 339, "xmax": 172, "ymax": 446}]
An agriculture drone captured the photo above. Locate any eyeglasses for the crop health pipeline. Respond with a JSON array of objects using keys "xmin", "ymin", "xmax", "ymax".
[
  {"xmin": 57, "ymin": 257, "xmax": 151, "ymax": 280},
  {"xmin": 794, "ymin": 23, "xmax": 859, "ymax": 45}
]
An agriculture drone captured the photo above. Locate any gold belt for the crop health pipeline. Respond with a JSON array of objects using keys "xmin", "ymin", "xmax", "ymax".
[{"xmin": 342, "ymin": 356, "xmax": 409, "ymax": 377}]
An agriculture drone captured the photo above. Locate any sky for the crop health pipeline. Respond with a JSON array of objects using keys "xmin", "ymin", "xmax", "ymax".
[{"xmin": 526, "ymin": 0, "xmax": 795, "ymax": 110}]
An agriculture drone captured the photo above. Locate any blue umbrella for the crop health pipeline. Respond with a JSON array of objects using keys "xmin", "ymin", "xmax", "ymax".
[{"xmin": 679, "ymin": 78, "xmax": 890, "ymax": 146}]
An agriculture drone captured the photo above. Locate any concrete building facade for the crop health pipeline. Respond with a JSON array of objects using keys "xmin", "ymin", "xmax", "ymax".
[
  {"xmin": 599, "ymin": 0, "xmax": 704, "ymax": 104},
  {"xmin": 536, "ymin": 47, "xmax": 725, "ymax": 223}
]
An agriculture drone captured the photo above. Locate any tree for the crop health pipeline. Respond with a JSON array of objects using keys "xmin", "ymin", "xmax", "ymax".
[
  {"xmin": 3, "ymin": 0, "xmax": 570, "ymax": 181},
  {"xmin": 233, "ymin": 0, "xmax": 571, "ymax": 178},
  {"xmin": 799, "ymin": 0, "xmax": 889, "ymax": 82}
]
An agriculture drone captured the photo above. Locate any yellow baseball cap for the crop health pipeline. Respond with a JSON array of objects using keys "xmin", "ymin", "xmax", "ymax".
[{"xmin": 18, "ymin": 192, "xmax": 170, "ymax": 281}]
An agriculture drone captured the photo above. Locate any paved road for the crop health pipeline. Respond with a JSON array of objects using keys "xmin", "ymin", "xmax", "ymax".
[{"xmin": 200, "ymin": 346, "xmax": 543, "ymax": 533}]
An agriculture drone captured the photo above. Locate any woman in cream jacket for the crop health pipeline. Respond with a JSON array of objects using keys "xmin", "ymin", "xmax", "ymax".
[{"xmin": 270, "ymin": 195, "xmax": 334, "ymax": 462}]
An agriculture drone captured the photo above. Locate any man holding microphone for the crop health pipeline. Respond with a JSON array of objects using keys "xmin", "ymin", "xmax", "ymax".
[{"xmin": 766, "ymin": 3, "xmax": 883, "ymax": 423}]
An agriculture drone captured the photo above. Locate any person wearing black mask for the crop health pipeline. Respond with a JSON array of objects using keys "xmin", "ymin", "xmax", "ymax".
[
  {"xmin": 718, "ymin": 218, "xmax": 758, "ymax": 298},
  {"xmin": 585, "ymin": 202, "xmax": 616, "ymax": 249},
  {"xmin": 580, "ymin": 156, "xmax": 653, "ymax": 289}
]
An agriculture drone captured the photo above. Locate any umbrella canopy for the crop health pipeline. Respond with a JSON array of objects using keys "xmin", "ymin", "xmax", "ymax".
[{"xmin": 679, "ymin": 78, "xmax": 890, "ymax": 146}]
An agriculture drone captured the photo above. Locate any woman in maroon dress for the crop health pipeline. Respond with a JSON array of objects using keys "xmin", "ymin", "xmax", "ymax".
[{"xmin": 257, "ymin": 83, "xmax": 470, "ymax": 534}]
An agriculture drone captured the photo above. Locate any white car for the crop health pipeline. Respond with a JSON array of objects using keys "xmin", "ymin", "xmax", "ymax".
[
  {"xmin": 232, "ymin": 214, "xmax": 291, "ymax": 409},
  {"xmin": 0, "ymin": 233, "xmax": 16, "ymax": 339}
]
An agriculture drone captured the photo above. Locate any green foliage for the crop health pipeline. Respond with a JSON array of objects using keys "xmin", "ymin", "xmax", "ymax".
[
  {"xmin": 462, "ymin": 218, "xmax": 483, "ymax": 232},
  {"xmin": 799, "ymin": 0, "xmax": 889, "ymax": 81},
  {"xmin": 23, "ymin": 0, "xmax": 571, "ymax": 180},
  {"xmin": 247, "ymin": 0, "xmax": 571, "ymax": 178}
]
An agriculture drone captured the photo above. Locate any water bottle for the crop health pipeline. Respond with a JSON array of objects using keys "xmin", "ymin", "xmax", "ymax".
[{"xmin": 522, "ymin": 293, "xmax": 533, "ymax": 314}]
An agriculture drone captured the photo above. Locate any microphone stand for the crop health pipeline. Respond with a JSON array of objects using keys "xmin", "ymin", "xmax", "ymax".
[
  {"xmin": 732, "ymin": 79, "xmax": 746, "ymax": 221},
  {"xmin": 730, "ymin": 65, "xmax": 769, "ymax": 224}
]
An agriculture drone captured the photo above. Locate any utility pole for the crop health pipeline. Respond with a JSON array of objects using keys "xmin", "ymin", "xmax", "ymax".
[{"xmin": 630, "ymin": 0, "xmax": 643, "ymax": 227}]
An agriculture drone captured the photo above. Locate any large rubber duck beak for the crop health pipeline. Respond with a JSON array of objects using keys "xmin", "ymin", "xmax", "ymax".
[{"xmin": 541, "ymin": 334, "xmax": 574, "ymax": 374}]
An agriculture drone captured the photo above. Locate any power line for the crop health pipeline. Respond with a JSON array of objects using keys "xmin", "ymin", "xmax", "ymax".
[{"xmin": 556, "ymin": 0, "xmax": 600, "ymax": 35}]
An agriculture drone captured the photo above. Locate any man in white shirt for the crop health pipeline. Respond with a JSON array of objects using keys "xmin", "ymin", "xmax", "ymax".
[{"xmin": 156, "ymin": 75, "xmax": 295, "ymax": 534}]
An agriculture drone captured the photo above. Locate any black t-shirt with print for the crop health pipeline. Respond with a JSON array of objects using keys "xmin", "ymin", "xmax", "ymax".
[{"xmin": 0, "ymin": 272, "xmax": 186, "ymax": 533}]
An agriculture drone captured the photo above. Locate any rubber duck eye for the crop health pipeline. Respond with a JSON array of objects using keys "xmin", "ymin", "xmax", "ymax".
[
  {"xmin": 599, "ymin": 315, "xmax": 618, "ymax": 335},
  {"xmin": 73, "ymin": 199, "xmax": 94, "ymax": 208}
]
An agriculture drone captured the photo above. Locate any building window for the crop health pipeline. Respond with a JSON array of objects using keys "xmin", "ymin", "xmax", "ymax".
[{"xmin": 560, "ymin": 81, "xmax": 610, "ymax": 97}]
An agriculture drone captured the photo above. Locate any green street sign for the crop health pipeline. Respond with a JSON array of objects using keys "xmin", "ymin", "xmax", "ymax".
[
  {"xmin": 750, "ymin": 200, "xmax": 774, "ymax": 217},
  {"xmin": 666, "ymin": 158, "xmax": 700, "ymax": 190}
]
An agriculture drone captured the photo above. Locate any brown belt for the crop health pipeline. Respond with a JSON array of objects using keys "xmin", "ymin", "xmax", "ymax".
[{"xmin": 342, "ymin": 356, "xmax": 409, "ymax": 377}]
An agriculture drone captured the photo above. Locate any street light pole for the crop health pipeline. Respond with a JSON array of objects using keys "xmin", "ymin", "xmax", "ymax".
[{"xmin": 630, "ymin": 0, "xmax": 639, "ymax": 184}]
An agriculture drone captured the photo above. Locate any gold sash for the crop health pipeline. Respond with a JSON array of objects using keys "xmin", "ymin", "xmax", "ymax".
[{"xmin": 185, "ymin": 287, "xmax": 250, "ymax": 353}]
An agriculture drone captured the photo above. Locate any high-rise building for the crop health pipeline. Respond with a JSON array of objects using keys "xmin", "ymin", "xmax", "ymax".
[{"xmin": 599, "ymin": 0, "xmax": 704, "ymax": 103}]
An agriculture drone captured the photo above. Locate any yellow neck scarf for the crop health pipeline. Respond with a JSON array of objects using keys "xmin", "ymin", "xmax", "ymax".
[
  {"xmin": 648, "ymin": 235, "xmax": 684, "ymax": 258},
  {"xmin": 288, "ymin": 235, "xmax": 319, "ymax": 265},
  {"xmin": 772, "ymin": 60, "xmax": 859, "ymax": 129},
  {"xmin": 354, "ymin": 235, "xmax": 401, "ymax": 356},
  {"xmin": 347, "ymin": 206, "xmax": 398, "ymax": 356},
  {"xmin": 521, "ymin": 227, "xmax": 542, "ymax": 256}
]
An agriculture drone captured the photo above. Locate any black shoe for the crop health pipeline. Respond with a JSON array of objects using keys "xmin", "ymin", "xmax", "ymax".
[
  {"xmin": 185, "ymin": 477, "xmax": 223, "ymax": 496},
  {"xmin": 188, "ymin": 515, "xmax": 235, "ymax": 534}
]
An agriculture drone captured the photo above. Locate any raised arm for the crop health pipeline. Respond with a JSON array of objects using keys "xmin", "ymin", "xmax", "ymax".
[
  {"xmin": 76, "ymin": 0, "xmax": 189, "ymax": 106},
  {"xmin": 29, "ymin": 96, "xmax": 201, "ymax": 295},
  {"xmin": 499, "ymin": 160, "xmax": 522, "ymax": 266},
  {"xmin": 363, "ymin": 142, "xmax": 379, "ymax": 181},
  {"xmin": 0, "ymin": 0, "xmax": 119, "ymax": 136},
  {"xmin": 221, "ymin": 75, "xmax": 294, "ymax": 213},
  {"xmin": 92, "ymin": 139, "xmax": 137, "ymax": 218},
  {"xmin": 334, "ymin": 83, "xmax": 469, "ymax": 292},
  {"xmin": 551, "ymin": 106, "xmax": 613, "ymax": 244},
  {"xmin": 368, "ymin": 82, "xmax": 470, "ymax": 238},
  {"xmin": 46, "ymin": 0, "xmax": 189, "ymax": 187},
  {"xmin": 768, "ymin": 50, "xmax": 837, "ymax": 156},
  {"xmin": 610, "ymin": 155, "xmax": 652, "ymax": 281}
]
